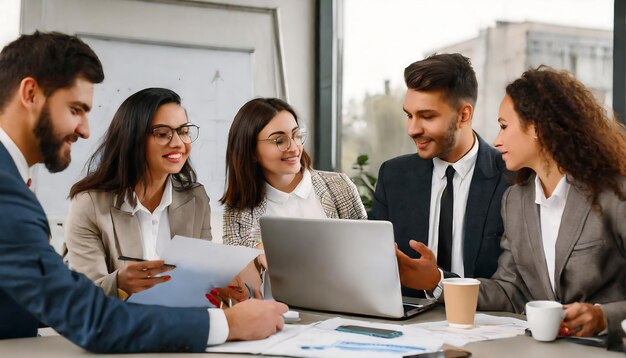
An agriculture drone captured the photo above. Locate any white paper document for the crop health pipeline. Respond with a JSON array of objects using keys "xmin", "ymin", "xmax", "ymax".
[
  {"xmin": 128, "ymin": 236, "xmax": 261, "ymax": 307},
  {"xmin": 206, "ymin": 317, "xmax": 443, "ymax": 357},
  {"xmin": 409, "ymin": 313, "xmax": 528, "ymax": 347}
]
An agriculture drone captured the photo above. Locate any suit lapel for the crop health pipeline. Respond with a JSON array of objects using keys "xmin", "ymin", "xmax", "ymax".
[
  {"xmin": 553, "ymin": 183, "xmax": 591, "ymax": 299},
  {"xmin": 0, "ymin": 143, "xmax": 25, "ymax": 183},
  {"xmin": 110, "ymin": 206, "xmax": 144, "ymax": 259},
  {"xmin": 0, "ymin": 143, "xmax": 51, "ymax": 238},
  {"xmin": 521, "ymin": 182, "xmax": 557, "ymax": 300},
  {"xmin": 311, "ymin": 171, "xmax": 339, "ymax": 218},
  {"xmin": 168, "ymin": 189, "xmax": 196, "ymax": 237},
  {"xmin": 463, "ymin": 137, "xmax": 500, "ymax": 276},
  {"xmin": 413, "ymin": 160, "xmax": 432, "ymax": 247}
]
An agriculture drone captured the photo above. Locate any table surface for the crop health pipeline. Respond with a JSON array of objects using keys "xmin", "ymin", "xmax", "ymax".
[{"xmin": 0, "ymin": 306, "xmax": 621, "ymax": 357}]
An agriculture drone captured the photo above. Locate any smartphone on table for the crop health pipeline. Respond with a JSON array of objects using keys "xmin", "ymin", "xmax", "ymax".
[{"xmin": 335, "ymin": 324, "xmax": 403, "ymax": 339}]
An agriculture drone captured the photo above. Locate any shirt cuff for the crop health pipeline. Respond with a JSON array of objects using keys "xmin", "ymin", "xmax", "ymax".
[
  {"xmin": 424, "ymin": 269, "xmax": 444, "ymax": 299},
  {"xmin": 206, "ymin": 308, "xmax": 229, "ymax": 345}
]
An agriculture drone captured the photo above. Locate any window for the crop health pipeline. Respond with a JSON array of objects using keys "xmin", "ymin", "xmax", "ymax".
[{"xmin": 340, "ymin": 0, "xmax": 615, "ymax": 185}]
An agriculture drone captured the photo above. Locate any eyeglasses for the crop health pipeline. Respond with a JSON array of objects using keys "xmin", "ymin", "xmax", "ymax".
[
  {"xmin": 258, "ymin": 131, "xmax": 307, "ymax": 152},
  {"xmin": 151, "ymin": 124, "xmax": 200, "ymax": 145}
]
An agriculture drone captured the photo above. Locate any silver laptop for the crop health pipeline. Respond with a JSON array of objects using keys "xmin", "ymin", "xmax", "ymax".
[{"xmin": 259, "ymin": 217, "xmax": 436, "ymax": 319}]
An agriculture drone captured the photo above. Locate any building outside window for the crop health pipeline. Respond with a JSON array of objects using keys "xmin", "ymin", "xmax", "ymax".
[{"xmin": 340, "ymin": 0, "xmax": 615, "ymax": 201}]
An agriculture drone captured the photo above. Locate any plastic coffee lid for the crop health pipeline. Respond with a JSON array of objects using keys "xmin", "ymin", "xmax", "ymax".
[{"xmin": 442, "ymin": 278, "xmax": 481, "ymax": 285}]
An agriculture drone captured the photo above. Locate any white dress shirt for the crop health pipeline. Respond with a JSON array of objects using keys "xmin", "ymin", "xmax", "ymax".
[
  {"xmin": 264, "ymin": 169, "xmax": 327, "ymax": 220},
  {"xmin": 119, "ymin": 180, "xmax": 173, "ymax": 260},
  {"xmin": 535, "ymin": 174, "xmax": 570, "ymax": 292},
  {"xmin": 119, "ymin": 178, "xmax": 228, "ymax": 345},
  {"xmin": 428, "ymin": 135, "xmax": 479, "ymax": 277},
  {"xmin": 0, "ymin": 127, "xmax": 31, "ymax": 185}
]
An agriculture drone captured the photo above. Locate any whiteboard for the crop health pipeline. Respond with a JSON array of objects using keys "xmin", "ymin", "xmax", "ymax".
[{"xmin": 33, "ymin": 36, "xmax": 253, "ymax": 217}]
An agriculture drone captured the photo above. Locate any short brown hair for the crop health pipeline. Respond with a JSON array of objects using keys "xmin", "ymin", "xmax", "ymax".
[
  {"xmin": 220, "ymin": 98, "xmax": 312, "ymax": 210},
  {"xmin": 0, "ymin": 31, "xmax": 104, "ymax": 113},
  {"xmin": 404, "ymin": 53, "xmax": 477, "ymax": 108},
  {"xmin": 506, "ymin": 66, "xmax": 626, "ymax": 204}
]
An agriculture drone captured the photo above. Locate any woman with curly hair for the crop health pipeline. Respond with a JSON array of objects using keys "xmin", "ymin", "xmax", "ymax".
[{"xmin": 396, "ymin": 66, "xmax": 626, "ymax": 351}]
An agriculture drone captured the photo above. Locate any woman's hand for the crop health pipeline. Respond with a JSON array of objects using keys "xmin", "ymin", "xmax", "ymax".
[
  {"xmin": 255, "ymin": 243, "xmax": 268, "ymax": 270},
  {"xmin": 559, "ymin": 302, "xmax": 607, "ymax": 337},
  {"xmin": 206, "ymin": 274, "xmax": 263, "ymax": 307},
  {"xmin": 117, "ymin": 260, "xmax": 174, "ymax": 294},
  {"xmin": 205, "ymin": 258, "xmax": 265, "ymax": 307}
]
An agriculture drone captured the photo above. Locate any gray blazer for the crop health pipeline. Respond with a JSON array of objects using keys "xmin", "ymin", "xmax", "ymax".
[
  {"xmin": 478, "ymin": 176, "xmax": 626, "ymax": 350},
  {"xmin": 222, "ymin": 170, "xmax": 367, "ymax": 247},
  {"xmin": 65, "ymin": 183, "xmax": 212, "ymax": 296}
]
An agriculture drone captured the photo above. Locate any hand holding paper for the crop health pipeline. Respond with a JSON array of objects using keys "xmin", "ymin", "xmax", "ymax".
[
  {"xmin": 128, "ymin": 236, "xmax": 262, "ymax": 307},
  {"xmin": 117, "ymin": 259, "xmax": 174, "ymax": 294}
]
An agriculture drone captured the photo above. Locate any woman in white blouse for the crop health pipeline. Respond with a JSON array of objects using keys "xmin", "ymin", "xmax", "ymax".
[
  {"xmin": 65, "ymin": 88, "xmax": 211, "ymax": 299},
  {"xmin": 221, "ymin": 98, "xmax": 367, "ymax": 251}
]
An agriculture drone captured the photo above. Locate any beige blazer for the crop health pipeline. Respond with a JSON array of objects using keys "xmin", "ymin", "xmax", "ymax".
[
  {"xmin": 65, "ymin": 183, "xmax": 212, "ymax": 296},
  {"xmin": 222, "ymin": 169, "xmax": 367, "ymax": 247},
  {"xmin": 478, "ymin": 176, "xmax": 626, "ymax": 350}
]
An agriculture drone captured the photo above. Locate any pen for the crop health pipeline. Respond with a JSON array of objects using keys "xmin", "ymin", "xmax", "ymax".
[{"xmin": 117, "ymin": 255, "xmax": 176, "ymax": 269}]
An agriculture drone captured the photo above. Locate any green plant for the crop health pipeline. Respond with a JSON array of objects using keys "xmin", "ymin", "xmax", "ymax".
[{"xmin": 351, "ymin": 154, "xmax": 377, "ymax": 210}]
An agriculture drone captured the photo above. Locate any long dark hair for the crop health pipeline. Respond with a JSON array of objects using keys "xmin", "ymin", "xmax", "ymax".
[
  {"xmin": 69, "ymin": 88, "xmax": 197, "ymax": 206},
  {"xmin": 506, "ymin": 66, "xmax": 626, "ymax": 204},
  {"xmin": 220, "ymin": 98, "xmax": 312, "ymax": 210}
]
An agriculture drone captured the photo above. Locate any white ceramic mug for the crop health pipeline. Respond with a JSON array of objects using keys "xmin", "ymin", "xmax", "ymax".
[{"xmin": 526, "ymin": 300, "xmax": 565, "ymax": 342}]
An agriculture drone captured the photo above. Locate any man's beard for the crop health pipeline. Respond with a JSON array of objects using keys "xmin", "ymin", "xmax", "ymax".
[
  {"xmin": 435, "ymin": 115, "xmax": 459, "ymax": 159},
  {"xmin": 414, "ymin": 114, "xmax": 458, "ymax": 160},
  {"xmin": 33, "ymin": 103, "xmax": 77, "ymax": 173}
]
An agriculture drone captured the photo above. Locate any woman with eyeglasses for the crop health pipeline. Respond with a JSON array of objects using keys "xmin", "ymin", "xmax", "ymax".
[
  {"xmin": 221, "ymin": 97, "xmax": 367, "ymax": 252},
  {"xmin": 65, "ymin": 87, "xmax": 211, "ymax": 299}
]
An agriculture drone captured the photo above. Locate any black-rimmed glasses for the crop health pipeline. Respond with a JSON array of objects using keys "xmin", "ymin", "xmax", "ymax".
[
  {"xmin": 151, "ymin": 124, "xmax": 200, "ymax": 145},
  {"xmin": 258, "ymin": 132, "xmax": 307, "ymax": 152}
]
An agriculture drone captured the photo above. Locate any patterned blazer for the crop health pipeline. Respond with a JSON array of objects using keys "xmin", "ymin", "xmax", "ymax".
[{"xmin": 223, "ymin": 170, "xmax": 367, "ymax": 247}]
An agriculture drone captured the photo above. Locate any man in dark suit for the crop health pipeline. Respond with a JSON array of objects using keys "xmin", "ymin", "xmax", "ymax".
[
  {"xmin": 0, "ymin": 31, "xmax": 286, "ymax": 353},
  {"xmin": 369, "ymin": 53, "xmax": 510, "ymax": 297}
]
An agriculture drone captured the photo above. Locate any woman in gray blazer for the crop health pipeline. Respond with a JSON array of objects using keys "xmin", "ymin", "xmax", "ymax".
[
  {"xmin": 397, "ymin": 66, "xmax": 626, "ymax": 351},
  {"xmin": 65, "ymin": 88, "xmax": 211, "ymax": 299},
  {"xmin": 483, "ymin": 66, "xmax": 626, "ymax": 350},
  {"xmin": 220, "ymin": 98, "xmax": 366, "ymax": 250}
]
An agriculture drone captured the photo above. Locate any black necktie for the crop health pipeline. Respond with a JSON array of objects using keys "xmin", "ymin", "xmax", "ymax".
[{"xmin": 438, "ymin": 165, "xmax": 455, "ymax": 272}]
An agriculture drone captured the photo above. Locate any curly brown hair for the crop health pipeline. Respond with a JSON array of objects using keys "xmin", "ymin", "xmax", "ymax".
[{"xmin": 506, "ymin": 66, "xmax": 626, "ymax": 204}]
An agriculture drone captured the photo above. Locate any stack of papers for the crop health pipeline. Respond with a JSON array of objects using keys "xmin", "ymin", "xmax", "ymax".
[
  {"xmin": 206, "ymin": 317, "xmax": 443, "ymax": 357},
  {"xmin": 409, "ymin": 313, "xmax": 528, "ymax": 347}
]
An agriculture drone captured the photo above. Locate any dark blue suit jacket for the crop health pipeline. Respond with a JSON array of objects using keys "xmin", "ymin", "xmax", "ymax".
[
  {"xmin": 369, "ymin": 135, "xmax": 511, "ymax": 296},
  {"xmin": 0, "ymin": 143, "xmax": 210, "ymax": 352}
]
